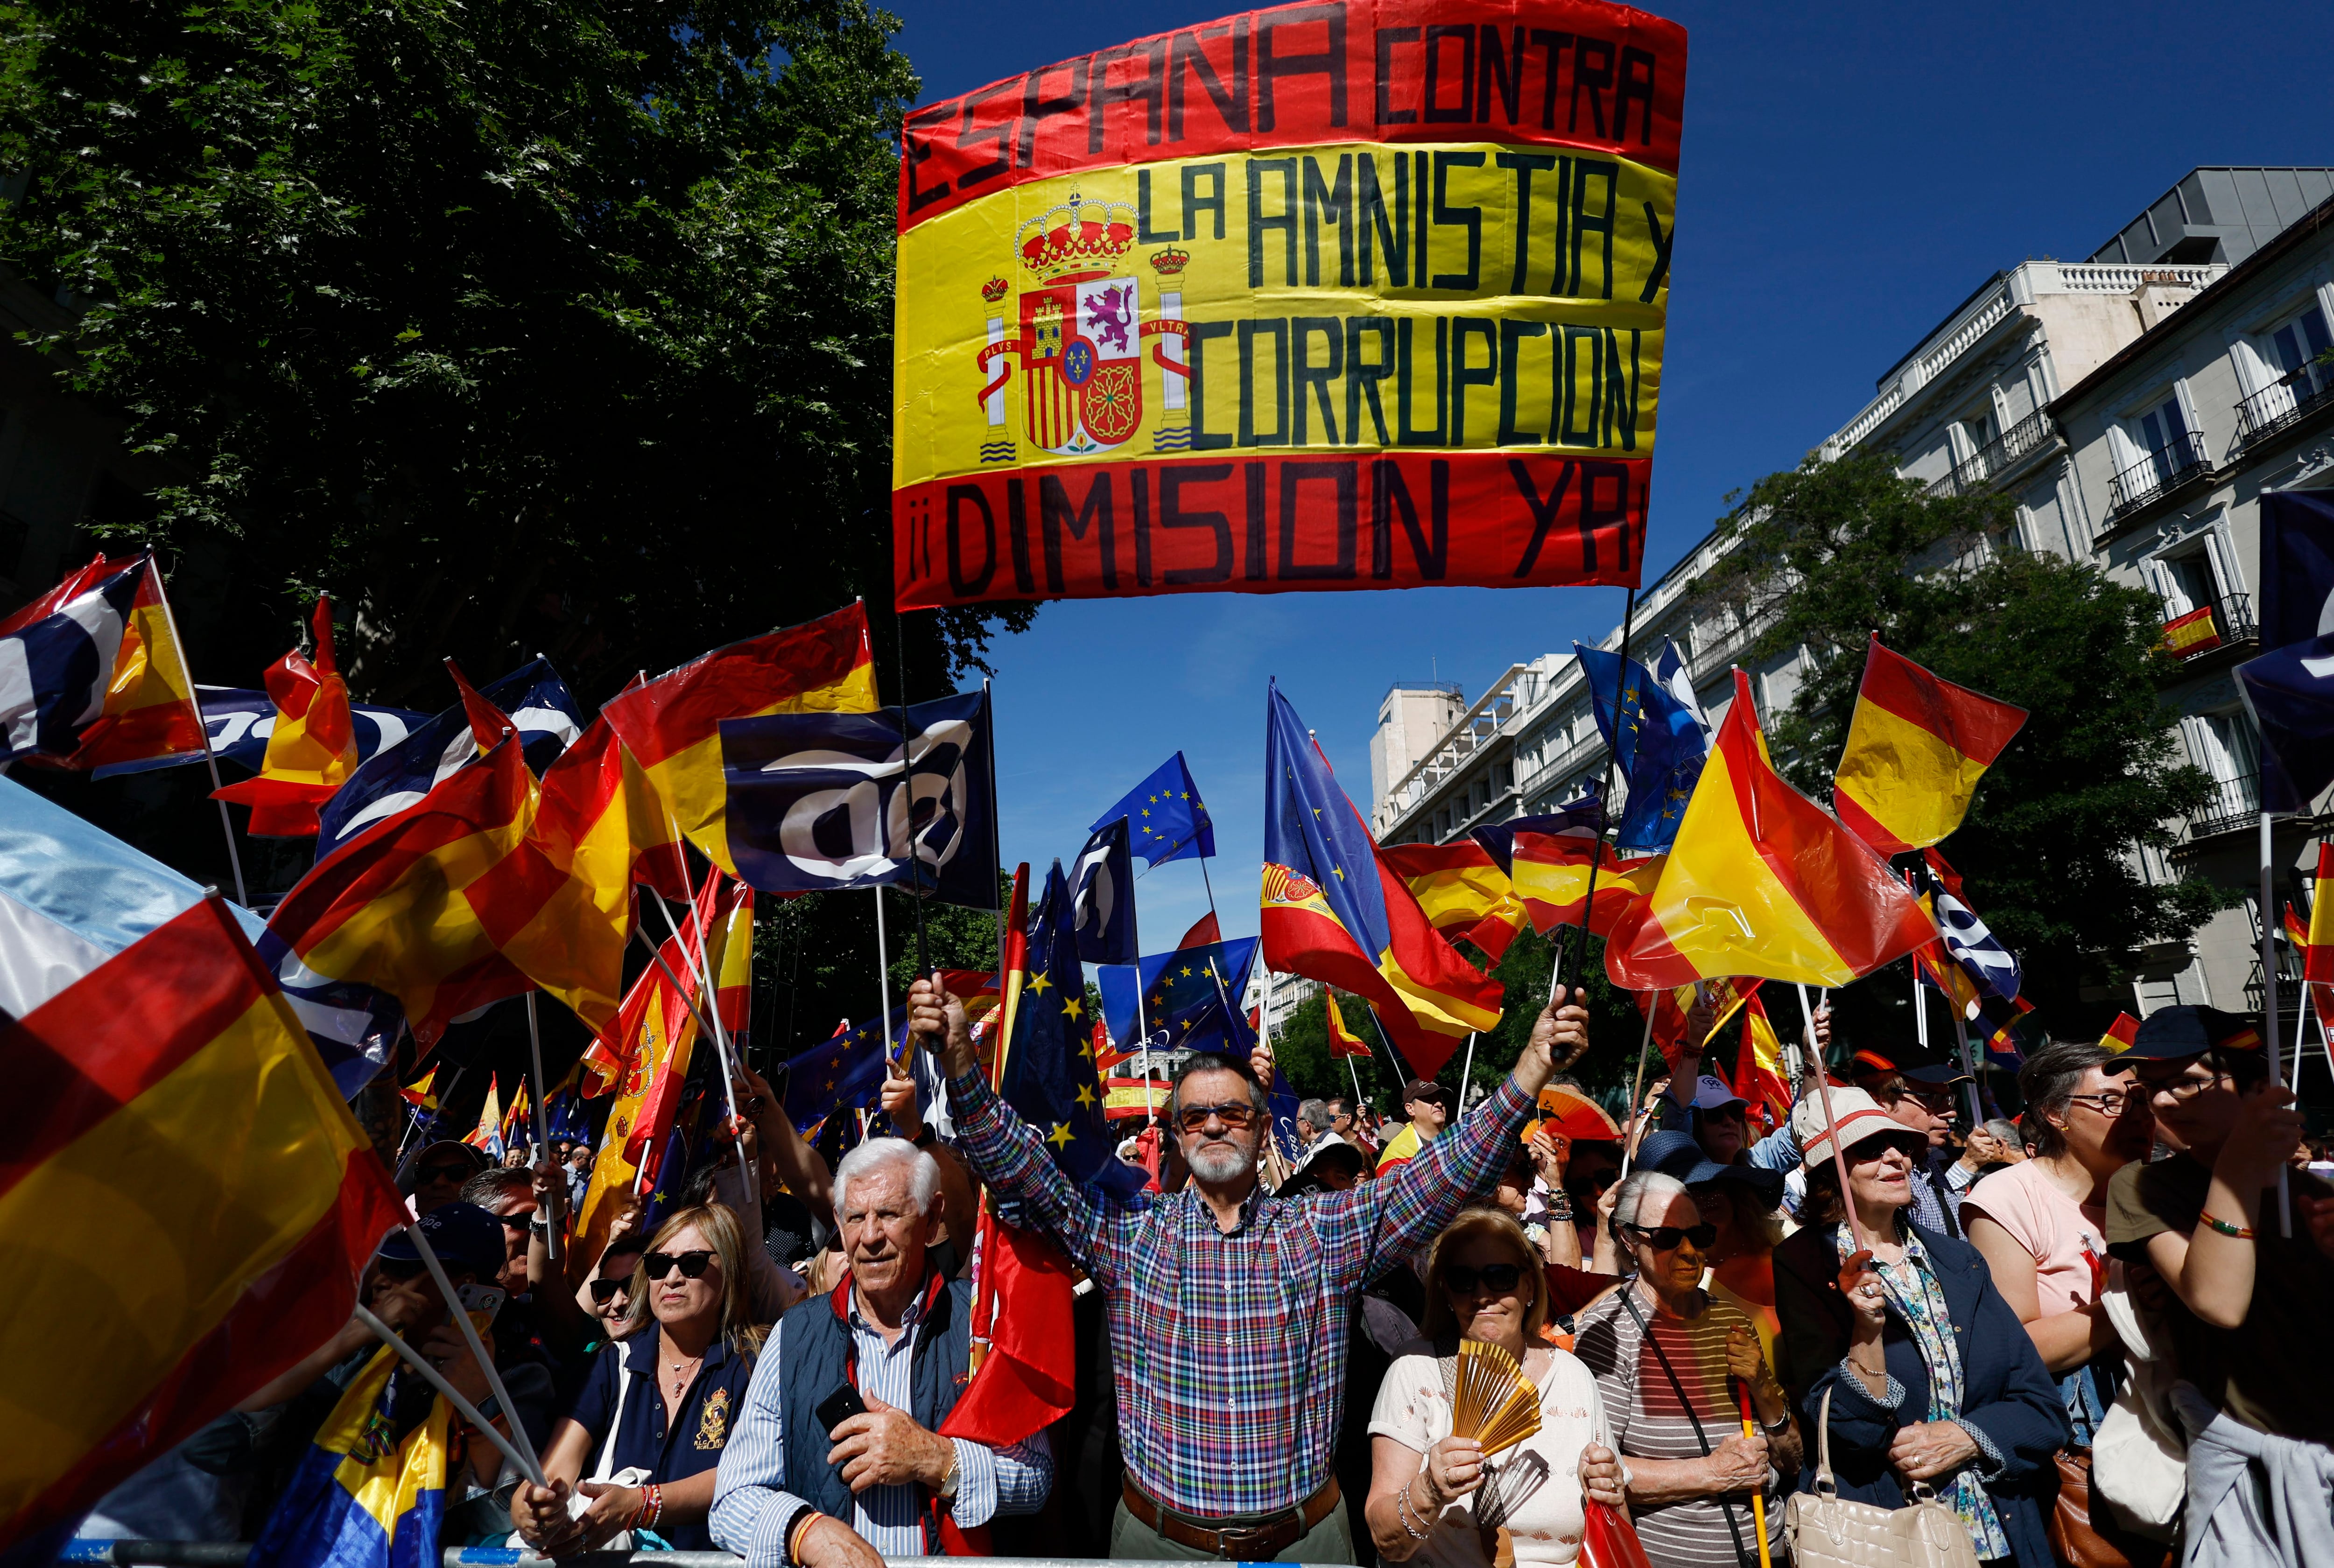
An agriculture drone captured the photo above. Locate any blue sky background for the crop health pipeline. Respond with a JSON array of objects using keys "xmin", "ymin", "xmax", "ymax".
[{"xmin": 890, "ymin": 0, "xmax": 2330, "ymax": 948}]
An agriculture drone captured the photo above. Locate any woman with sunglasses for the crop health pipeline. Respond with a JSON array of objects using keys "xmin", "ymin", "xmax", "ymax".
[
  {"xmin": 1367, "ymin": 1209, "xmax": 1622, "ymax": 1566},
  {"xmin": 509, "ymin": 1203, "xmax": 768, "ymax": 1554},
  {"xmin": 1574, "ymin": 1170, "xmax": 1792, "ymax": 1568},
  {"xmin": 1774, "ymin": 1088, "xmax": 2066, "ymax": 1568},
  {"xmin": 1961, "ymin": 1038, "xmax": 2155, "ymax": 1447}
]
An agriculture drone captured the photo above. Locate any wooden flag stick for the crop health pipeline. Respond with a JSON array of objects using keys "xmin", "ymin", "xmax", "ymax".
[
  {"xmin": 1796, "ymin": 982, "xmax": 1868, "ymax": 1257},
  {"xmin": 1617, "ymin": 1004, "xmax": 1658, "ymax": 1178}
]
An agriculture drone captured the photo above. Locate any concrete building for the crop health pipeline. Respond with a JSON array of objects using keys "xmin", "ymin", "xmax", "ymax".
[
  {"xmin": 2050, "ymin": 189, "xmax": 2334, "ymax": 1021},
  {"xmin": 1360, "ymin": 168, "xmax": 2334, "ymax": 1030}
]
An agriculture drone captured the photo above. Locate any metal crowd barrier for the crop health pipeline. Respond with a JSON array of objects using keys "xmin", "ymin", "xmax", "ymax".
[{"xmin": 62, "ymin": 1547, "xmax": 1149, "ymax": 1568}]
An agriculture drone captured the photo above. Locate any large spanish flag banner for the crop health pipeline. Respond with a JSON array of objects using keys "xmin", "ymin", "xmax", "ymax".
[
  {"xmin": 601, "ymin": 603, "xmax": 879, "ymax": 878},
  {"xmin": 892, "ymin": 0, "xmax": 1685, "ymax": 609},
  {"xmin": 1607, "ymin": 670, "xmax": 1933, "ymax": 990},
  {"xmin": 1831, "ymin": 636, "xmax": 2027, "ymax": 855},
  {"xmin": 0, "ymin": 895, "xmax": 405, "ymax": 1553}
]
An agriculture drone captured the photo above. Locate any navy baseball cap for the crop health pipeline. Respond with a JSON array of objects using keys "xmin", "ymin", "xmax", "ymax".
[
  {"xmin": 2102, "ymin": 1006, "xmax": 2266, "ymax": 1067},
  {"xmin": 376, "ymin": 1201, "xmax": 506, "ymax": 1280}
]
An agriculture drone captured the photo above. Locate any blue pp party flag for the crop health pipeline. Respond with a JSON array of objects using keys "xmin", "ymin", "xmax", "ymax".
[
  {"xmin": 721, "ymin": 689, "xmax": 998, "ymax": 909},
  {"xmin": 1574, "ymin": 643, "xmax": 1707, "ymax": 853},
  {"xmin": 1004, "ymin": 862, "xmax": 1147, "ymax": 1199},
  {"xmin": 1093, "ymin": 751, "xmax": 1215, "ymax": 867},
  {"xmin": 2238, "ymin": 630, "xmax": 2334, "ymax": 814},
  {"xmin": 1097, "ymin": 937, "xmax": 1260, "ymax": 1056},
  {"xmin": 93, "ymin": 685, "xmax": 429, "ymax": 779},
  {"xmin": 1069, "ymin": 816, "xmax": 1137, "ymax": 965},
  {"xmin": 315, "ymin": 656, "xmax": 584, "ymax": 859},
  {"xmin": 2259, "ymin": 492, "xmax": 2334, "ymax": 650}
]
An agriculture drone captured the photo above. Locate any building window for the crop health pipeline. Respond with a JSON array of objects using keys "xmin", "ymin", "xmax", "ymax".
[
  {"xmin": 2136, "ymin": 394, "xmax": 2191, "ymax": 480},
  {"xmin": 2269, "ymin": 302, "xmax": 2332, "ymax": 388}
]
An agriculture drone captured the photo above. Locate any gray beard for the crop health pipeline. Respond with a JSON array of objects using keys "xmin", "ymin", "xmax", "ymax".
[{"xmin": 1187, "ymin": 1141, "xmax": 1254, "ymax": 1183}]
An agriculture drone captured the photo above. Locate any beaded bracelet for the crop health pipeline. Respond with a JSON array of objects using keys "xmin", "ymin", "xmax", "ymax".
[
  {"xmin": 643, "ymin": 1483, "xmax": 663, "ymax": 1529},
  {"xmin": 2199, "ymin": 1210, "xmax": 2254, "ymax": 1239}
]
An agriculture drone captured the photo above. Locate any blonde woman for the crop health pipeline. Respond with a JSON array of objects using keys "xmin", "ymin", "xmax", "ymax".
[
  {"xmin": 509, "ymin": 1203, "xmax": 768, "ymax": 1553},
  {"xmin": 1367, "ymin": 1209, "xmax": 1624, "ymax": 1566}
]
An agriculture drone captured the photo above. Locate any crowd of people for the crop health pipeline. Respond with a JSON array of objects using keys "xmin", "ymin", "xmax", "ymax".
[{"xmin": 67, "ymin": 986, "xmax": 2334, "ymax": 1568}]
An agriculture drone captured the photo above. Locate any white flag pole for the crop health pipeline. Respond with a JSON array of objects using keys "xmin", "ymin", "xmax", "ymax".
[{"xmin": 145, "ymin": 554, "xmax": 248, "ymax": 906}]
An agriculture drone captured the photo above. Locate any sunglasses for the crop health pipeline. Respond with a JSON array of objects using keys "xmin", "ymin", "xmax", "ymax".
[
  {"xmin": 496, "ymin": 1213, "xmax": 533, "ymax": 1232},
  {"xmin": 1176, "ymin": 1102, "xmax": 1257, "ymax": 1133},
  {"xmin": 1443, "ymin": 1262, "xmax": 1525, "ymax": 1295},
  {"xmin": 417, "ymin": 1162, "xmax": 471, "ymax": 1183},
  {"xmin": 642, "ymin": 1249, "xmax": 716, "ymax": 1281},
  {"xmin": 588, "ymin": 1277, "xmax": 631, "ymax": 1303},
  {"xmin": 373, "ymin": 1257, "xmax": 428, "ymax": 1281},
  {"xmin": 1624, "ymin": 1222, "xmax": 1718, "ymax": 1252}
]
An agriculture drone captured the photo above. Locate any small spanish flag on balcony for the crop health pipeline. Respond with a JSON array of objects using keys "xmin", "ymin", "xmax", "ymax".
[
  {"xmin": 2160, "ymin": 604, "xmax": 2223, "ymax": 658},
  {"xmin": 1833, "ymin": 637, "xmax": 2028, "ymax": 855},
  {"xmin": 2098, "ymin": 1012, "xmax": 2141, "ymax": 1053}
]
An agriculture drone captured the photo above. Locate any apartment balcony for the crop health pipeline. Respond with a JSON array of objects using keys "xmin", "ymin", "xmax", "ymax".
[
  {"xmin": 1924, "ymin": 410, "xmax": 2060, "ymax": 499},
  {"xmin": 2230, "ymin": 362, "xmax": 2334, "ymax": 462},
  {"xmin": 2106, "ymin": 431, "xmax": 2211, "ymax": 523},
  {"xmin": 2184, "ymin": 772, "xmax": 2258, "ymax": 840},
  {"xmin": 2161, "ymin": 594, "xmax": 2256, "ymax": 662}
]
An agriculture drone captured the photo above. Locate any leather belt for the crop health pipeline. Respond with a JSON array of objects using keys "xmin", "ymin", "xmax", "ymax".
[{"xmin": 1120, "ymin": 1472, "xmax": 1342, "ymax": 1560}]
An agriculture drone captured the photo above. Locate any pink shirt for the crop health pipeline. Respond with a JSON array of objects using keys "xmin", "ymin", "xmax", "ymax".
[{"xmin": 1962, "ymin": 1160, "xmax": 2106, "ymax": 1315}]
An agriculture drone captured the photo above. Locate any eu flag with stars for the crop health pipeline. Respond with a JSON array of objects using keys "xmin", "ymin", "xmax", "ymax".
[
  {"xmin": 783, "ymin": 1007, "xmax": 908, "ymax": 1132},
  {"xmin": 1096, "ymin": 938, "xmax": 1259, "ymax": 1056},
  {"xmin": 1092, "ymin": 752, "xmax": 1215, "ymax": 867},
  {"xmin": 1003, "ymin": 862, "xmax": 1147, "ymax": 1199},
  {"xmin": 1574, "ymin": 644, "xmax": 1707, "ymax": 853}
]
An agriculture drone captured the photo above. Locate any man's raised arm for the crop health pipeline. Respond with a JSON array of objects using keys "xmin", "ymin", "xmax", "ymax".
[{"xmin": 908, "ymin": 976, "xmax": 1128, "ymax": 1284}]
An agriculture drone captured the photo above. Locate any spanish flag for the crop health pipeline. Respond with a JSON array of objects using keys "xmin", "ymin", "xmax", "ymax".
[
  {"xmin": 1640, "ymin": 977, "xmax": 1759, "ymax": 1058},
  {"xmin": 0, "ymin": 895, "xmax": 406, "ymax": 1553},
  {"xmin": 1325, "ymin": 991, "xmax": 1376, "ymax": 1060},
  {"xmin": 1832, "ymin": 637, "xmax": 2028, "ymax": 855},
  {"xmin": 266, "ymin": 735, "xmax": 539, "ymax": 1046},
  {"xmin": 247, "ymin": 1344, "xmax": 449, "ymax": 1568},
  {"xmin": 1732, "ymin": 992, "xmax": 1794, "ymax": 1129},
  {"xmin": 1261, "ymin": 682, "xmax": 1502, "ymax": 1076},
  {"xmin": 601, "ymin": 602, "xmax": 879, "ymax": 878},
  {"xmin": 2098, "ymin": 1013, "xmax": 2140, "ymax": 1054},
  {"xmin": 1379, "ymin": 840, "xmax": 1530, "ymax": 963},
  {"xmin": 1, "ymin": 552, "xmax": 207, "ymax": 772},
  {"xmin": 1511, "ymin": 832, "xmax": 1666, "ymax": 937},
  {"xmin": 399, "ymin": 1064, "xmax": 439, "ymax": 1113},
  {"xmin": 2309, "ymin": 843, "xmax": 2334, "ymax": 986},
  {"xmin": 1607, "ymin": 670, "xmax": 1935, "ymax": 990},
  {"xmin": 213, "ymin": 598, "xmax": 364, "ymax": 836}
]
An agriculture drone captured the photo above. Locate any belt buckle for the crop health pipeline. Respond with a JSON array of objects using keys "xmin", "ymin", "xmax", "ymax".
[{"xmin": 1215, "ymin": 1521, "xmax": 1277, "ymax": 1557}]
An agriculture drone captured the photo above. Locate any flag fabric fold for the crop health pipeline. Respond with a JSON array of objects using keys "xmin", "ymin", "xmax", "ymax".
[
  {"xmin": 2310, "ymin": 844, "xmax": 2334, "ymax": 987},
  {"xmin": 247, "ymin": 1344, "xmax": 449, "ymax": 1568},
  {"xmin": 1325, "ymin": 991, "xmax": 1375, "ymax": 1060},
  {"xmin": 1002, "ymin": 863, "xmax": 1145, "ymax": 1199},
  {"xmin": 1379, "ymin": 839, "xmax": 1529, "ymax": 964},
  {"xmin": 0, "ymin": 552, "xmax": 205, "ymax": 772},
  {"xmin": 1831, "ymin": 636, "xmax": 2027, "ymax": 854},
  {"xmin": 1092, "ymin": 751, "xmax": 1215, "ymax": 867},
  {"xmin": 1574, "ymin": 642, "xmax": 1708, "ymax": 852},
  {"xmin": 2236, "ymin": 630, "xmax": 2334, "ymax": 814},
  {"xmin": 1261, "ymin": 682, "xmax": 1501, "ymax": 1076},
  {"xmin": 212, "ymin": 598, "xmax": 364, "ymax": 837},
  {"xmin": 1608, "ymin": 670, "xmax": 1935, "ymax": 991}
]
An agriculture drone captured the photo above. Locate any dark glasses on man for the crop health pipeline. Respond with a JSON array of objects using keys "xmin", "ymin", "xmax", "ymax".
[
  {"xmin": 643, "ymin": 1250, "xmax": 716, "ymax": 1281},
  {"xmin": 373, "ymin": 1258, "xmax": 428, "ymax": 1282},
  {"xmin": 1176, "ymin": 1102, "xmax": 1257, "ymax": 1133},
  {"xmin": 1443, "ymin": 1262, "xmax": 1524, "ymax": 1295},
  {"xmin": 588, "ymin": 1277, "xmax": 631, "ymax": 1303},
  {"xmin": 1624, "ymin": 1222, "xmax": 1717, "ymax": 1252},
  {"xmin": 417, "ymin": 1162, "xmax": 471, "ymax": 1183}
]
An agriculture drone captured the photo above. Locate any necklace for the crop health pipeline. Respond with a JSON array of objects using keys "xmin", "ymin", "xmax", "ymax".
[{"xmin": 666, "ymin": 1349, "xmax": 704, "ymax": 1398}]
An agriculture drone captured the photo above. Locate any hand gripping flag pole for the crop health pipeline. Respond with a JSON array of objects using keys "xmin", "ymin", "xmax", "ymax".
[
  {"xmin": 399, "ymin": 1219, "xmax": 548, "ymax": 1486},
  {"xmin": 1550, "ymin": 586, "xmax": 1641, "ymax": 1005},
  {"xmin": 1796, "ymin": 982, "xmax": 1869, "ymax": 1258}
]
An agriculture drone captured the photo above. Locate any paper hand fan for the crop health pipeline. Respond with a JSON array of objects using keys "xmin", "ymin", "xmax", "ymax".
[{"xmin": 1451, "ymin": 1338, "xmax": 1541, "ymax": 1458}]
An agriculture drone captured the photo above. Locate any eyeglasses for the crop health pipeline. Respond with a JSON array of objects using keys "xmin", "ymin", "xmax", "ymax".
[
  {"xmin": 373, "ymin": 1257, "xmax": 427, "ymax": 1281},
  {"xmin": 417, "ymin": 1162, "xmax": 471, "ymax": 1183},
  {"xmin": 588, "ymin": 1277, "xmax": 630, "ymax": 1303},
  {"xmin": 642, "ymin": 1249, "xmax": 716, "ymax": 1281},
  {"xmin": 1623, "ymin": 1222, "xmax": 1718, "ymax": 1252},
  {"xmin": 2066, "ymin": 1091, "xmax": 2138, "ymax": 1116},
  {"xmin": 2137, "ymin": 1071, "xmax": 2226, "ymax": 1103},
  {"xmin": 1442, "ymin": 1262, "xmax": 1525, "ymax": 1295},
  {"xmin": 496, "ymin": 1212, "xmax": 534, "ymax": 1232},
  {"xmin": 1176, "ymin": 1102, "xmax": 1257, "ymax": 1133}
]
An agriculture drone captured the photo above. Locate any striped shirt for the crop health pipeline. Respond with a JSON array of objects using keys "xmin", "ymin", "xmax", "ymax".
[
  {"xmin": 1573, "ymin": 1285, "xmax": 1784, "ymax": 1568},
  {"xmin": 707, "ymin": 1287, "xmax": 1051, "ymax": 1565},
  {"xmin": 948, "ymin": 1066, "xmax": 1533, "ymax": 1518}
]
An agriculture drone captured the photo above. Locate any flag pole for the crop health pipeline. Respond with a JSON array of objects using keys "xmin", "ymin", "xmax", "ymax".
[
  {"xmin": 984, "ymin": 676, "xmax": 1005, "ymax": 983},
  {"xmin": 1617, "ymin": 1004, "xmax": 1658, "ymax": 1178},
  {"xmin": 1457, "ymin": 1032, "xmax": 1478, "ymax": 1119},
  {"xmin": 1550, "ymin": 584, "xmax": 1641, "ymax": 1004},
  {"xmin": 2261, "ymin": 811, "xmax": 2291, "ymax": 1238},
  {"xmin": 654, "ymin": 857, "xmax": 754, "ymax": 1208},
  {"xmin": 893, "ymin": 607, "xmax": 934, "ymax": 981},
  {"xmin": 1796, "ymin": 981, "xmax": 1868, "ymax": 1257},
  {"xmin": 523, "ymin": 993, "xmax": 561, "ymax": 1262},
  {"xmin": 353, "ymin": 1304, "xmax": 545, "ymax": 1488},
  {"xmin": 145, "ymin": 552, "xmax": 248, "ymax": 907},
  {"xmin": 873, "ymin": 886, "xmax": 896, "ymax": 1066},
  {"xmin": 1132, "ymin": 890, "xmax": 1154, "ymax": 1126},
  {"xmin": 400, "ymin": 1220, "xmax": 547, "ymax": 1485}
]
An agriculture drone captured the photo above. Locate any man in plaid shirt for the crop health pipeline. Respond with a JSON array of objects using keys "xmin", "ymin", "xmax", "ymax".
[{"xmin": 909, "ymin": 976, "xmax": 1590, "ymax": 1562}]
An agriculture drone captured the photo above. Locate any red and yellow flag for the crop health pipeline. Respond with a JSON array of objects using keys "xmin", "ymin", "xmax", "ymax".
[
  {"xmin": 1639, "ymin": 977, "xmax": 1759, "ymax": 1061},
  {"xmin": 1325, "ymin": 991, "xmax": 1375, "ymax": 1060},
  {"xmin": 2098, "ymin": 1013, "xmax": 2140, "ymax": 1054},
  {"xmin": 0, "ymin": 898, "xmax": 406, "ymax": 1551},
  {"xmin": 2, "ymin": 553, "xmax": 207, "ymax": 772},
  {"xmin": 398, "ymin": 1064, "xmax": 439, "ymax": 1113},
  {"xmin": 1379, "ymin": 840, "xmax": 1529, "ymax": 964},
  {"xmin": 213, "ymin": 598, "xmax": 363, "ymax": 836},
  {"xmin": 1608, "ymin": 670, "xmax": 1934, "ymax": 990},
  {"xmin": 1832, "ymin": 636, "xmax": 2028, "ymax": 855},
  {"xmin": 1510, "ymin": 831, "xmax": 1664, "ymax": 937},
  {"xmin": 600, "ymin": 603, "xmax": 878, "ymax": 878},
  {"xmin": 1732, "ymin": 992, "xmax": 1793, "ymax": 1129},
  {"xmin": 2308, "ymin": 843, "xmax": 2334, "ymax": 987}
]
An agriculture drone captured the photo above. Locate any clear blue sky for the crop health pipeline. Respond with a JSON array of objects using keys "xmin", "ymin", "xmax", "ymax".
[{"xmin": 888, "ymin": 0, "xmax": 2329, "ymax": 949}]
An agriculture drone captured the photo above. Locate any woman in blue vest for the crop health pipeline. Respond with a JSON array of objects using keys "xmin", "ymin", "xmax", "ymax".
[{"xmin": 506, "ymin": 1203, "xmax": 766, "ymax": 1552}]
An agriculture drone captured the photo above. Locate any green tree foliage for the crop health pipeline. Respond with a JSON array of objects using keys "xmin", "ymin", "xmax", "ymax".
[
  {"xmin": 1696, "ymin": 451, "xmax": 2226, "ymax": 1032},
  {"xmin": 0, "ymin": 0, "xmax": 1028, "ymax": 701}
]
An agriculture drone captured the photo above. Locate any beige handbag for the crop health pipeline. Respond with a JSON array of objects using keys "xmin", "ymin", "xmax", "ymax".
[{"xmin": 1784, "ymin": 1386, "xmax": 1983, "ymax": 1568}]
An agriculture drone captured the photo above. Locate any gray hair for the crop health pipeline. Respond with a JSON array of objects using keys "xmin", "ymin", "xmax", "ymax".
[
  {"xmin": 1612, "ymin": 1169, "xmax": 1691, "ymax": 1232},
  {"xmin": 1297, "ymin": 1098, "xmax": 1335, "ymax": 1133},
  {"xmin": 1981, "ymin": 1118, "xmax": 2023, "ymax": 1148},
  {"xmin": 459, "ymin": 1166, "xmax": 534, "ymax": 1212},
  {"xmin": 833, "ymin": 1137, "xmax": 942, "ymax": 1222}
]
